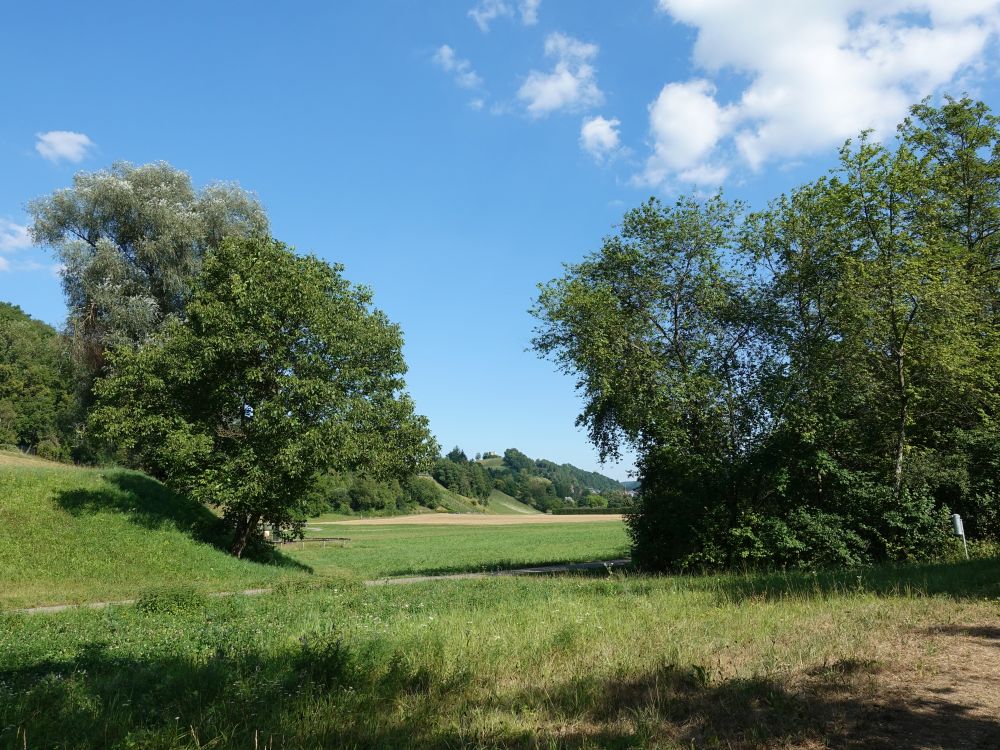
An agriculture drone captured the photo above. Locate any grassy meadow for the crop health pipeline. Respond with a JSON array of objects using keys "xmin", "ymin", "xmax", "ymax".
[
  {"xmin": 289, "ymin": 520, "xmax": 629, "ymax": 578},
  {"xmin": 0, "ymin": 454, "xmax": 295, "ymax": 609},
  {"xmin": 3, "ymin": 453, "xmax": 1000, "ymax": 747},
  {"xmin": 4, "ymin": 562, "xmax": 1000, "ymax": 748}
]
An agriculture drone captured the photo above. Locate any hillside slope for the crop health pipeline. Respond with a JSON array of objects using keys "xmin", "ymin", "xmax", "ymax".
[
  {"xmin": 486, "ymin": 489, "xmax": 540, "ymax": 515},
  {"xmin": 426, "ymin": 477, "xmax": 488, "ymax": 513},
  {"xmin": 0, "ymin": 453, "xmax": 297, "ymax": 608}
]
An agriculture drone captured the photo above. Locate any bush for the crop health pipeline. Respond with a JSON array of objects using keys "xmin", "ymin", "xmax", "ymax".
[{"xmin": 35, "ymin": 437, "xmax": 66, "ymax": 462}]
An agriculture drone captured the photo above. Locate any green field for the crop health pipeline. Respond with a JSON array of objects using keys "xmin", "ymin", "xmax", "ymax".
[
  {"xmin": 291, "ymin": 520, "xmax": 628, "ymax": 578},
  {"xmin": 4, "ymin": 454, "xmax": 1000, "ymax": 747},
  {"xmin": 0, "ymin": 454, "xmax": 295, "ymax": 609},
  {"xmin": 4, "ymin": 561, "xmax": 1000, "ymax": 748}
]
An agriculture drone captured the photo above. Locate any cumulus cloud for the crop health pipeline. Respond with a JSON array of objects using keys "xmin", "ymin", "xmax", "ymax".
[
  {"xmin": 433, "ymin": 45, "xmax": 483, "ymax": 89},
  {"xmin": 518, "ymin": 32, "xmax": 604, "ymax": 117},
  {"xmin": 642, "ymin": 0, "xmax": 1000, "ymax": 185},
  {"xmin": 35, "ymin": 130, "xmax": 94, "ymax": 164},
  {"xmin": 580, "ymin": 115, "xmax": 622, "ymax": 161},
  {"xmin": 640, "ymin": 80, "xmax": 733, "ymax": 186},
  {"xmin": 469, "ymin": 0, "xmax": 541, "ymax": 30}
]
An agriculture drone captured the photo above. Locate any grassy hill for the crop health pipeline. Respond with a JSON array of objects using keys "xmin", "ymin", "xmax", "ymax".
[
  {"xmin": 426, "ymin": 477, "xmax": 488, "ymax": 513},
  {"xmin": 485, "ymin": 489, "xmax": 540, "ymax": 515},
  {"xmin": 0, "ymin": 452, "xmax": 297, "ymax": 609}
]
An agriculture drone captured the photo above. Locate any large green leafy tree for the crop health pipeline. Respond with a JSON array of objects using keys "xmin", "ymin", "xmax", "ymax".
[
  {"xmin": 533, "ymin": 196, "xmax": 765, "ymax": 568},
  {"xmin": 534, "ymin": 98, "xmax": 1000, "ymax": 571},
  {"xmin": 0, "ymin": 303, "xmax": 77, "ymax": 454},
  {"xmin": 91, "ymin": 236, "xmax": 438, "ymax": 556},
  {"xmin": 28, "ymin": 161, "xmax": 268, "ymax": 380}
]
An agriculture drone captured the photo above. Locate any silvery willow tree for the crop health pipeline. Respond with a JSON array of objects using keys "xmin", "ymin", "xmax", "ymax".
[
  {"xmin": 91, "ymin": 236, "xmax": 438, "ymax": 557},
  {"xmin": 533, "ymin": 97, "xmax": 1000, "ymax": 571},
  {"xmin": 28, "ymin": 161, "xmax": 268, "ymax": 380}
]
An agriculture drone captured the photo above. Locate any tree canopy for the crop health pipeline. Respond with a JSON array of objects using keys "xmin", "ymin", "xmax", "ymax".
[
  {"xmin": 28, "ymin": 161, "xmax": 268, "ymax": 378},
  {"xmin": 533, "ymin": 96, "xmax": 1000, "ymax": 570},
  {"xmin": 91, "ymin": 236, "xmax": 437, "ymax": 556},
  {"xmin": 0, "ymin": 303, "xmax": 77, "ymax": 456}
]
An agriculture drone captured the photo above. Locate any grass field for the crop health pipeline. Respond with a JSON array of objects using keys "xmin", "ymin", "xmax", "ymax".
[
  {"xmin": 4, "ymin": 452, "xmax": 1000, "ymax": 747},
  {"xmin": 3, "ymin": 561, "xmax": 1000, "ymax": 748},
  {"xmin": 290, "ymin": 519, "xmax": 628, "ymax": 578},
  {"xmin": 0, "ymin": 453, "xmax": 295, "ymax": 609}
]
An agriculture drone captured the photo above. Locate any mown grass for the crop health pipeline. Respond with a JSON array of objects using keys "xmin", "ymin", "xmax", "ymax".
[
  {"xmin": 3, "ymin": 559, "xmax": 1000, "ymax": 749},
  {"xmin": 290, "ymin": 520, "xmax": 629, "ymax": 578},
  {"xmin": 0, "ymin": 458, "xmax": 300, "ymax": 609}
]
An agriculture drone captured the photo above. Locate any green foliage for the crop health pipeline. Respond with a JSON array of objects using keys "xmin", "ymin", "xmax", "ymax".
[
  {"xmin": 445, "ymin": 445, "xmax": 468, "ymax": 463},
  {"xmin": 484, "ymin": 447, "xmax": 622, "ymax": 511},
  {"xmin": 28, "ymin": 161, "xmax": 269, "ymax": 382},
  {"xmin": 90, "ymin": 236, "xmax": 437, "ymax": 556},
  {"xmin": 536, "ymin": 97, "xmax": 1000, "ymax": 571},
  {"xmin": 0, "ymin": 303, "xmax": 78, "ymax": 455},
  {"xmin": 432, "ymin": 456, "xmax": 491, "ymax": 500}
]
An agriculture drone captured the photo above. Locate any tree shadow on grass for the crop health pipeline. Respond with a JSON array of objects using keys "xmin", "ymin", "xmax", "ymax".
[
  {"xmin": 380, "ymin": 558, "xmax": 633, "ymax": 578},
  {"xmin": 54, "ymin": 470, "xmax": 309, "ymax": 572},
  {"xmin": 707, "ymin": 556, "xmax": 1000, "ymax": 604},
  {"xmin": 494, "ymin": 660, "xmax": 1000, "ymax": 749},
  {"xmin": 4, "ymin": 636, "xmax": 999, "ymax": 749}
]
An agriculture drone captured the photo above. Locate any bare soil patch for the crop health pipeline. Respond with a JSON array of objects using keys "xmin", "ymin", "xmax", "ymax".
[{"xmin": 313, "ymin": 513, "xmax": 624, "ymax": 526}]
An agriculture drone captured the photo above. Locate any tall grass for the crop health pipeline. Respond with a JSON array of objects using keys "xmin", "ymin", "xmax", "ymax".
[{"xmin": 3, "ymin": 559, "xmax": 999, "ymax": 748}]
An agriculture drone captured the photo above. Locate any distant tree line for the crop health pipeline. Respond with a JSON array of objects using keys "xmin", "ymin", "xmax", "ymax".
[{"xmin": 533, "ymin": 97, "xmax": 1000, "ymax": 570}]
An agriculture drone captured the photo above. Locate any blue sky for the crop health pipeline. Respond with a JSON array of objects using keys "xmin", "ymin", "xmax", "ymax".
[{"xmin": 2, "ymin": 1, "xmax": 999, "ymax": 478}]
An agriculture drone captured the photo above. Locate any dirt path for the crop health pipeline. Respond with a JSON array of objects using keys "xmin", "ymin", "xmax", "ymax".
[{"xmin": 7, "ymin": 560, "xmax": 632, "ymax": 615}]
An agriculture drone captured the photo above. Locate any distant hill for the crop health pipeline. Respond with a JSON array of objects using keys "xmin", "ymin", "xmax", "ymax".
[{"xmin": 469, "ymin": 448, "xmax": 630, "ymax": 512}]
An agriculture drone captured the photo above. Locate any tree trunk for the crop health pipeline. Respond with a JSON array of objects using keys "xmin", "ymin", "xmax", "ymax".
[
  {"xmin": 229, "ymin": 512, "xmax": 261, "ymax": 558},
  {"xmin": 892, "ymin": 354, "xmax": 908, "ymax": 501}
]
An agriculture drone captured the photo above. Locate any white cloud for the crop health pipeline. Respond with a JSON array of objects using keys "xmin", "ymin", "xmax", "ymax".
[
  {"xmin": 35, "ymin": 130, "xmax": 94, "ymax": 164},
  {"xmin": 0, "ymin": 219, "xmax": 49, "ymax": 273},
  {"xmin": 639, "ymin": 80, "xmax": 733, "ymax": 185},
  {"xmin": 644, "ymin": 1, "xmax": 1000, "ymax": 185},
  {"xmin": 518, "ymin": 32, "xmax": 604, "ymax": 117},
  {"xmin": 433, "ymin": 45, "xmax": 483, "ymax": 89},
  {"xmin": 520, "ymin": 0, "xmax": 541, "ymax": 25},
  {"xmin": 580, "ymin": 115, "xmax": 622, "ymax": 161},
  {"xmin": 468, "ymin": 0, "xmax": 540, "ymax": 30},
  {"xmin": 469, "ymin": 0, "xmax": 512, "ymax": 31},
  {"xmin": 0, "ymin": 219, "xmax": 31, "ymax": 252}
]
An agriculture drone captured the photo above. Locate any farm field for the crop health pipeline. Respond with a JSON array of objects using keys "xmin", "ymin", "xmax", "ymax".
[{"xmin": 289, "ymin": 518, "xmax": 629, "ymax": 578}]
